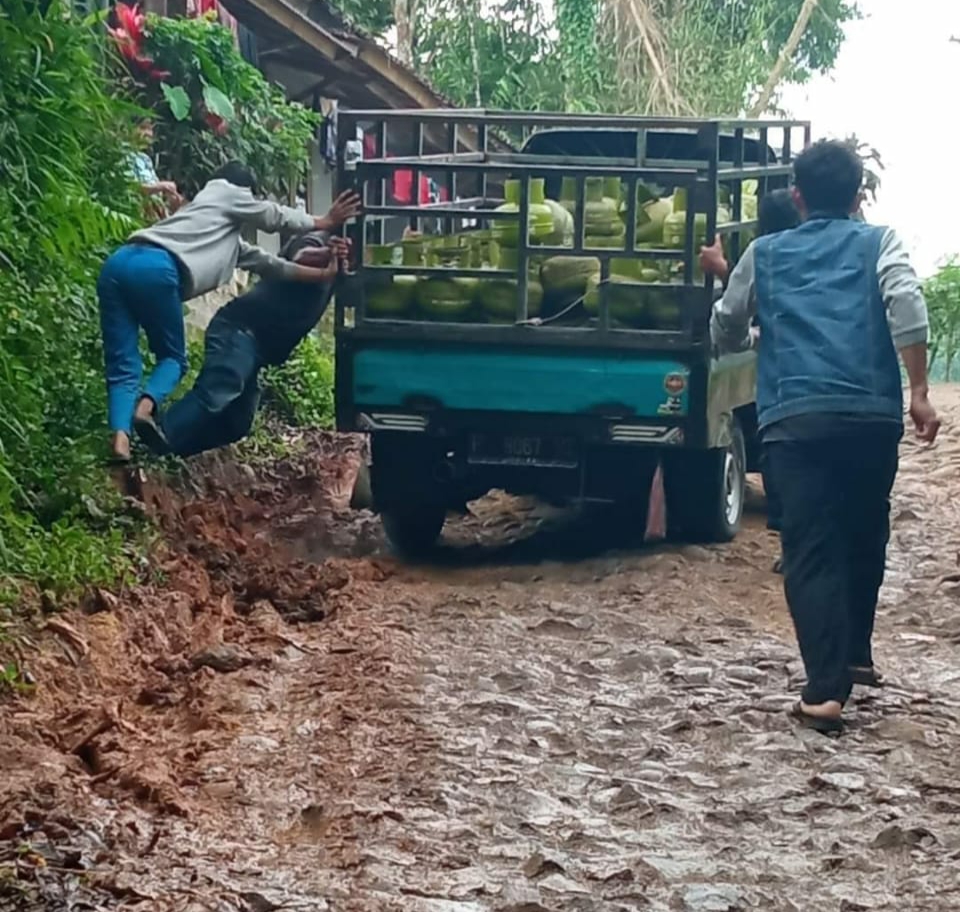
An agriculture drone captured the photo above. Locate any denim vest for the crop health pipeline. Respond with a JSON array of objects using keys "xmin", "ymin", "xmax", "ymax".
[{"xmin": 753, "ymin": 216, "xmax": 903, "ymax": 430}]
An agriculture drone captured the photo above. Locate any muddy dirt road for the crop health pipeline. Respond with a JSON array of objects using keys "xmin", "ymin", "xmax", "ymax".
[{"xmin": 3, "ymin": 392, "xmax": 960, "ymax": 912}]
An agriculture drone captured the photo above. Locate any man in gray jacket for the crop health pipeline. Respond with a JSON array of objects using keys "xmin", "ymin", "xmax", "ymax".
[
  {"xmin": 711, "ymin": 140, "xmax": 938, "ymax": 733},
  {"xmin": 96, "ymin": 161, "xmax": 360, "ymax": 463}
]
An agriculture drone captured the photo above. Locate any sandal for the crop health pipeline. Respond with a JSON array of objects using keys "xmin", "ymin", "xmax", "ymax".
[
  {"xmin": 105, "ymin": 454, "xmax": 131, "ymax": 467},
  {"xmin": 850, "ymin": 665, "xmax": 884, "ymax": 688},
  {"xmin": 789, "ymin": 701, "xmax": 843, "ymax": 735},
  {"xmin": 133, "ymin": 413, "xmax": 171, "ymax": 455},
  {"xmin": 772, "ymin": 555, "xmax": 783, "ymax": 574}
]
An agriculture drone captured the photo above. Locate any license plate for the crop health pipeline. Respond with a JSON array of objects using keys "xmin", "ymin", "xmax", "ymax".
[{"xmin": 468, "ymin": 434, "xmax": 578, "ymax": 468}]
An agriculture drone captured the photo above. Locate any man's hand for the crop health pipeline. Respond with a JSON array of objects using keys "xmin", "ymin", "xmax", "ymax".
[
  {"xmin": 294, "ymin": 237, "xmax": 354, "ymax": 282},
  {"xmin": 328, "ymin": 236, "xmax": 352, "ymax": 271},
  {"xmin": 699, "ymin": 237, "xmax": 729, "ymax": 282},
  {"xmin": 909, "ymin": 390, "xmax": 940, "ymax": 444},
  {"xmin": 156, "ymin": 181, "xmax": 183, "ymax": 209},
  {"xmin": 316, "ymin": 191, "xmax": 362, "ymax": 231},
  {"xmin": 294, "ymin": 245, "xmax": 339, "ymax": 281}
]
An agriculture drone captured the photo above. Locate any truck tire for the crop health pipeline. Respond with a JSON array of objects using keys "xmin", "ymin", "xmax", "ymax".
[
  {"xmin": 382, "ymin": 505, "xmax": 446, "ymax": 559},
  {"xmin": 665, "ymin": 419, "xmax": 746, "ymax": 543}
]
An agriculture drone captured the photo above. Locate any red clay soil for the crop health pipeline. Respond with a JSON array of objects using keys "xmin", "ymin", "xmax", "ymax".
[{"xmin": 0, "ymin": 432, "xmax": 410, "ymax": 910}]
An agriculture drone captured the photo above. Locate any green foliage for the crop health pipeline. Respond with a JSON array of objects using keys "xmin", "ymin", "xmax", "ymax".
[
  {"xmin": 128, "ymin": 14, "xmax": 320, "ymax": 198},
  {"xmin": 262, "ymin": 332, "xmax": 335, "ymax": 429},
  {"xmin": 331, "ymin": 0, "xmax": 858, "ymax": 117},
  {"xmin": 602, "ymin": 0, "xmax": 861, "ymax": 116},
  {"xmin": 0, "ymin": 0, "xmax": 145, "ymax": 598},
  {"xmin": 332, "ymin": 0, "xmax": 395, "ymax": 35},
  {"xmin": 925, "ymin": 258, "xmax": 960, "ymax": 382},
  {"xmin": 554, "ymin": 0, "xmax": 602, "ymax": 110},
  {"xmin": 415, "ymin": 0, "xmax": 564, "ymax": 110}
]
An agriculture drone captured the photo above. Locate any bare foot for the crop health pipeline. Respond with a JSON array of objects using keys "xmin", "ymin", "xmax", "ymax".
[
  {"xmin": 134, "ymin": 396, "xmax": 154, "ymax": 422},
  {"xmin": 799, "ymin": 699, "xmax": 843, "ymax": 720},
  {"xmin": 111, "ymin": 431, "xmax": 131, "ymax": 462}
]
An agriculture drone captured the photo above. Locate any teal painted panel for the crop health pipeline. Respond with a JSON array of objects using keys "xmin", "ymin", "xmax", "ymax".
[{"xmin": 353, "ymin": 347, "xmax": 690, "ymax": 416}]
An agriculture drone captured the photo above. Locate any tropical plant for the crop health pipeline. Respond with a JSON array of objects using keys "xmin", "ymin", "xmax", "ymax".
[
  {"xmin": 109, "ymin": 5, "xmax": 320, "ymax": 199},
  {"xmin": 0, "ymin": 0, "xmax": 144, "ymax": 597}
]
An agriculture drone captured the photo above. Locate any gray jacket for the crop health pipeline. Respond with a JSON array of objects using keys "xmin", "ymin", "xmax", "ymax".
[{"xmin": 129, "ymin": 179, "xmax": 315, "ymax": 298}]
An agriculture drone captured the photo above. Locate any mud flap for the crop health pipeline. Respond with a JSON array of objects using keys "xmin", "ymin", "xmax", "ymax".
[
  {"xmin": 350, "ymin": 460, "xmax": 373, "ymax": 511},
  {"xmin": 644, "ymin": 461, "xmax": 666, "ymax": 543}
]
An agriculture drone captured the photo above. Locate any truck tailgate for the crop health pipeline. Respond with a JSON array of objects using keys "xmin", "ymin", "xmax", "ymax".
[{"xmin": 350, "ymin": 345, "xmax": 692, "ymax": 418}]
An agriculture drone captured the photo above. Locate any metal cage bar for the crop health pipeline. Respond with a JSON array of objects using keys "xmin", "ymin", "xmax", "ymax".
[{"xmin": 335, "ymin": 108, "xmax": 810, "ymax": 347}]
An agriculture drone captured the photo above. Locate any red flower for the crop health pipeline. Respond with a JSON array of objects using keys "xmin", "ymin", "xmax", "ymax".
[
  {"xmin": 108, "ymin": 3, "xmax": 169, "ymax": 81},
  {"xmin": 204, "ymin": 111, "xmax": 228, "ymax": 136},
  {"xmin": 114, "ymin": 1, "xmax": 145, "ymax": 44}
]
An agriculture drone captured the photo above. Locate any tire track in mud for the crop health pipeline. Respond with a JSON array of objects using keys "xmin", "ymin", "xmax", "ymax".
[{"xmin": 4, "ymin": 397, "xmax": 960, "ymax": 911}]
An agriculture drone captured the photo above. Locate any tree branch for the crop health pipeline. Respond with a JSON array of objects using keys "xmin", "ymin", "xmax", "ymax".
[{"xmin": 748, "ymin": 0, "xmax": 820, "ymax": 117}]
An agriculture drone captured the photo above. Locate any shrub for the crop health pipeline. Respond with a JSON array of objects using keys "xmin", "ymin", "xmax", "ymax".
[
  {"xmin": 110, "ymin": 6, "xmax": 320, "ymax": 199},
  {"xmin": 0, "ymin": 1, "xmax": 143, "ymax": 598},
  {"xmin": 262, "ymin": 332, "xmax": 336, "ymax": 429}
]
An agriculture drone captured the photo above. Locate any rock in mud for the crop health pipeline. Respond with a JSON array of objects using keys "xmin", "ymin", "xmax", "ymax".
[
  {"xmin": 680, "ymin": 884, "xmax": 744, "ymax": 911},
  {"xmin": 189, "ymin": 644, "xmax": 255, "ymax": 673},
  {"xmin": 871, "ymin": 825, "xmax": 938, "ymax": 850},
  {"xmin": 811, "ymin": 773, "xmax": 867, "ymax": 793}
]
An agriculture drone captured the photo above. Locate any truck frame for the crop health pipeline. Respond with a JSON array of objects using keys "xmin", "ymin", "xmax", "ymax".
[{"xmin": 333, "ymin": 109, "xmax": 810, "ymax": 555}]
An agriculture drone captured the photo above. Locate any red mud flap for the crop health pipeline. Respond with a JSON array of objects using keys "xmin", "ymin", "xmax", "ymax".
[{"xmin": 644, "ymin": 462, "xmax": 666, "ymax": 543}]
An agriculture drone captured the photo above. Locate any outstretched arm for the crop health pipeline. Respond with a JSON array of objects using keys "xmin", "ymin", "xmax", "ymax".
[
  {"xmin": 709, "ymin": 244, "xmax": 757, "ymax": 354},
  {"xmin": 226, "ymin": 188, "xmax": 362, "ymax": 236},
  {"xmin": 238, "ymin": 240, "xmax": 340, "ymax": 283}
]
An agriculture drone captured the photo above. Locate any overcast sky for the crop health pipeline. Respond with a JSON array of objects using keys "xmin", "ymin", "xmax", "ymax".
[{"xmin": 780, "ymin": 0, "xmax": 959, "ymax": 278}]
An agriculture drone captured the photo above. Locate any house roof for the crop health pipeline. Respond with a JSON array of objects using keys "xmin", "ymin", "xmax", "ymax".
[{"xmin": 220, "ymin": 0, "xmax": 451, "ymax": 110}]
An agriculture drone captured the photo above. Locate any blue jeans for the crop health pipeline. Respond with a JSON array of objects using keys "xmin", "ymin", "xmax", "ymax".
[
  {"xmin": 97, "ymin": 244, "xmax": 187, "ymax": 433},
  {"xmin": 160, "ymin": 313, "xmax": 261, "ymax": 458}
]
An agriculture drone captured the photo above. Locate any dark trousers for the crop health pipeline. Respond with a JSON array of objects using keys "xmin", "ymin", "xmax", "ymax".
[
  {"xmin": 759, "ymin": 449, "xmax": 782, "ymax": 532},
  {"xmin": 765, "ymin": 432, "xmax": 898, "ymax": 705},
  {"xmin": 161, "ymin": 314, "xmax": 261, "ymax": 458}
]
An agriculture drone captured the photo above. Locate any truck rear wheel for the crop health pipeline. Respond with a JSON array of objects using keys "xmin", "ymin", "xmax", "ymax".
[
  {"xmin": 665, "ymin": 420, "xmax": 746, "ymax": 543},
  {"xmin": 382, "ymin": 505, "xmax": 446, "ymax": 559}
]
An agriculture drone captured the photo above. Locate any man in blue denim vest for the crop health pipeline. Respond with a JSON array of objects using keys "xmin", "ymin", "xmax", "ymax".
[{"xmin": 710, "ymin": 140, "xmax": 940, "ymax": 733}]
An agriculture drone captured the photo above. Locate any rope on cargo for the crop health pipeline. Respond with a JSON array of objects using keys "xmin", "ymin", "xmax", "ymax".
[{"xmin": 515, "ymin": 278, "xmax": 612, "ymax": 327}]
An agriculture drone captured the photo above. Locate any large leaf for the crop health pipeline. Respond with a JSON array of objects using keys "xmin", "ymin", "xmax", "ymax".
[
  {"xmin": 161, "ymin": 82, "xmax": 191, "ymax": 121},
  {"xmin": 202, "ymin": 85, "xmax": 236, "ymax": 122}
]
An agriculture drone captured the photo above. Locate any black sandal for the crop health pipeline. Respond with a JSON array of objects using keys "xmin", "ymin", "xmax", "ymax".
[
  {"xmin": 789, "ymin": 702, "xmax": 843, "ymax": 735},
  {"xmin": 133, "ymin": 413, "xmax": 171, "ymax": 455},
  {"xmin": 850, "ymin": 665, "xmax": 884, "ymax": 688}
]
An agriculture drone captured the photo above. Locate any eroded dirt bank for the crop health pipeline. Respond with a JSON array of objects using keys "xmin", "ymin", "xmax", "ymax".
[{"xmin": 3, "ymin": 392, "xmax": 960, "ymax": 912}]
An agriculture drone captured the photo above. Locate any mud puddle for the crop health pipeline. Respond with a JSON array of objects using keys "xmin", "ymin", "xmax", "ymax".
[{"xmin": 4, "ymin": 394, "xmax": 960, "ymax": 911}]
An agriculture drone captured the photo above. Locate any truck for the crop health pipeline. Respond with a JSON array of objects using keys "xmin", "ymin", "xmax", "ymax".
[{"xmin": 332, "ymin": 109, "xmax": 810, "ymax": 556}]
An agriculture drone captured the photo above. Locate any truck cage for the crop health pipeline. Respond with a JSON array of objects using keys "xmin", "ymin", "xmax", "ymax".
[{"xmin": 334, "ymin": 109, "xmax": 811, "ymax": 352}]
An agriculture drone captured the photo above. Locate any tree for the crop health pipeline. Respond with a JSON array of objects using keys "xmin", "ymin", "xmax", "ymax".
[
  {"xmin": 413, "ymin": 0, "xmax": 564, "ymax": 111},
  {"xmin": 393, "ymin": 0, "xmax": 418, "ymax": 65},
  {"xmin": 555, "ymin": 0, "xmax": 602, "ymax": 110},
  {"xmin": 600, "ymin": 0, "xmax": 861, "ymax": 115},
  {"xmin": 925, "ymin": 259, "xmax": 960, "ymax": 381},
  {"xmin": 327, "ymin": 0, "xmax": 858, "ymax": 117}
]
